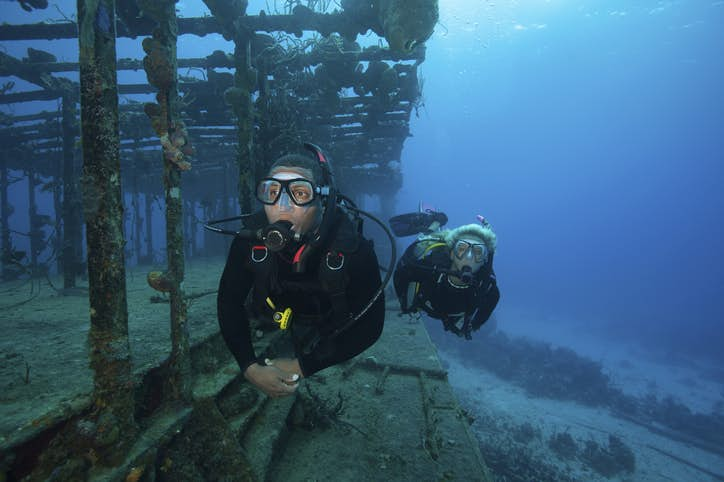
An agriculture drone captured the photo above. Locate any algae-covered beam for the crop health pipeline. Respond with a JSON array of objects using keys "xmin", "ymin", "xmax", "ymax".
[
  {"xmin": 77, "ymin": 0, "xmax": 137, "ymax": 462},
  {"xmin": 139, "ymin": 0, "xmax": 193, "ymax": 402},
  {"xmin": 0, "ymin": 50, "xmax": 76, "ymax": 94},
  {"xmin": 202, "ymin": 0, "xmax": 249, "ymax": 39},
  {"xmin": 0, "ymin": 111, "xmax": 56, "ymax": 122},
  {"xmin": 16, "ymin": 0, "xmax": 49, "ymax": 11},
  {"xmin": 2, "ymin": 2, "xmax": 439, "ymax": 54},
  {"xmin": 23, "ymin": 47, "xmax": 423, "ymax": 74},
  {"xmin": 0, "ymin": 7, "xmax": 429, "ymax": 46},
  {"xmin": 0, "ymin": 90, "xmax": 60, "ymax": 104},
  {"xmin": 0, "ymin": 17, "xmax": 220, "ymax": 41},
  {"xmin": 0, "ymin": 13, "xmax": 360, "ymax": 41}
]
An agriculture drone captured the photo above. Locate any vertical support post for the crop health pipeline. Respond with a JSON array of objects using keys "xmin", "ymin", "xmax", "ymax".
[
  {"xmin": 139, "ymin": 0, "xmax": 192, "ymax": 401},
  {"xmin": 144, "ymin": 191, "xmax": 153, "ymax": 264},
  {"xmin": 132, "ymin": 164, "xmax": 142, "ymax": 265},
  {"xmin": 61, "ymin": 92, "xmax": 81, "ymax": 288},
  {"xmin": 222, "ymin": 160, "xmax": 230, "ymax": 219},
  {"xmin": 164, "ymin": 141, "xmax": 191, "ymax": 401},
  {"xmin": 27, "ymin": 166, "xmax": 40, "ymax": 274},
  {"xmin": 221, "ymin": 163, "xmax": 231, "ymax": 255},
  {"xmin": 233, "ymin": 36, "xmax": 256, "ymax": 213},
  {"xmin": 186, "ymin": 199, "xmax": 196, "ymax": 259},
  {"xmin": 53, "ymin": 138, "xmax": 63, "ymax": 276},
  {"xmin": 201, "ymin": 0, "xmax": 254, "ymax": 230},
  {"xmin": 379, "ymin": 193, "xmax": 395, "ymax": 228},
  {"xmin": 77, "ymin": 0, "xmax": 136, "ymax": 462},
  {"xmin": 0, "ymin": 158, "xmax": 12, "ymax": 280}
]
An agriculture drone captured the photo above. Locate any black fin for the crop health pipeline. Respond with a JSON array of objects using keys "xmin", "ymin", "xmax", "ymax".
[{"xmin": 389, "ymin": 211, "xmax": 448, "ymax": 237}]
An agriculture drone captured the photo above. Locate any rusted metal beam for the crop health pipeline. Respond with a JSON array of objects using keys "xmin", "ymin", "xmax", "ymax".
[
  {"xmin": 0, "ymin": 12, "xmax": 369, "ymax": 41},
  {"xmin": 23, "ymin": 47, "xmax": 422, "ymax": 74},
  {"xmin": 0, "ymin": 51, "xmax": 76, "ymax": 94},
  {"xmin": 0, "ymin": 90, "xmax": 59, "ymax": 103}
]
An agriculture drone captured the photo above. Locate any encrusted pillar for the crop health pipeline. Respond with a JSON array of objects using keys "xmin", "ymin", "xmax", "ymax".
[
  {"xmin": 222, "ymin": 162, "xmax": 232, "ymax": 255},
  {"xmin": 144, "ymin": 191, "xmax": 153, "ymax": 264},
  {"xmin": 61, "ymin": 92, "xmax": 81, "ymax": 288},
  {"xmin": 232, "ymin": 36, "xmax": 256, "ymax": 212},
  {"xmin": 77, "ymin": 0, "xmax": 136, "ymax": 462},
  {"xmin": 0, "ymin": 158, "xmax": 12, "ymax": 280},
  {"xmin": 203, "ymin": 0, "xmax": 255, "ymax": 211},
  {"xmin": 53, "ymin": 140, "xmax": 63, "ymax": 276},
  {"xmin": 131, "ymin": 162, "xmax": 143, "ymax": 264},
  {"xmin": 27, "ymin": 166, "xmax": 40, "ymax": 274},
  {"xmin": 379, "ymin": 192, "xmax": 395, "ymax": 227},
  {"xmin": 187, "ymin": 199, "xmax": 197, "ymax": 259},
  {"xmin": 140, "ymin": 0, "xmax": 193, "ymax": 402}
]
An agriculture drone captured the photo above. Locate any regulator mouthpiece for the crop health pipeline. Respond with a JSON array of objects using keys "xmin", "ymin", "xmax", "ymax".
[
  {"xmin": 262, "ymin": 221, "xmax": 296, "ymax": 252},
  {"xmin": 459, "ymin": 266, "xmax": 474, "ymax": 285}
]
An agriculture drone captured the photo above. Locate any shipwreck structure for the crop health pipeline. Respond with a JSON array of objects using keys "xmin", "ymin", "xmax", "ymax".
[{"xmin": 0, "ymin": 1, "xmax": 492, "ymax": 480}]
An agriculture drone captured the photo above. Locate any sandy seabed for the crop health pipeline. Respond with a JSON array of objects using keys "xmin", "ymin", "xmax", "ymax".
[{"xmin": 437, "ymin": 307, "xmax": 724, "ymax": 481}]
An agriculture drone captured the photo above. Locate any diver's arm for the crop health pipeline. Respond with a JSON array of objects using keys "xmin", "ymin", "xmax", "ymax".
[
  {"xmin": 470, "ymin": 272, "xmax": 500, "ymax": 330},
  {"xmin": 217, "ymin": 235, "xmax": 257, "ymax": 372},
  {"xmin": 298, "ymin": 239, "xmax": 385, "ymax": 376},
  {"xmin": 393, "ymin": 256, "xmax": 414, "ymax": 311},
  {"xmin": 393, "ymin": 242, "xmax": 440, "ymax": 312}
]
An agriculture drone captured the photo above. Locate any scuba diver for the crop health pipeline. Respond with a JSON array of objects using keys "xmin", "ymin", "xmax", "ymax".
[
  {"xmin": 211, "ymin": 143, "xmax": 392, "ymax": 398},
  {"xmin": 391, "ymin": 206, "xmax": 500, "ymax": 340}
]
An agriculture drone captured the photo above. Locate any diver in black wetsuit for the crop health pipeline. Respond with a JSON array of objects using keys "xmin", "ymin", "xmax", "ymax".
[
  {"xmin": 392, "ymin": 211, "xmax": 500, "ymax": 340},
  {"xmin": 216, "ymin": 147, "xmax": 385, "ymax": 398}
]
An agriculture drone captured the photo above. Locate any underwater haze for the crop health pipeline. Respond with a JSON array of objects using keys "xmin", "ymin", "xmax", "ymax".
[
  {"xmin": 3, "ymin": 1, "xmax": 724, "ymax": 479},
  {"xmin": 400, "ymin": 0, "xmax": 724, "ymax": 364},
  {"xmin": 2, "ymin": 0, "xmax": 721, "ymax": 362}
]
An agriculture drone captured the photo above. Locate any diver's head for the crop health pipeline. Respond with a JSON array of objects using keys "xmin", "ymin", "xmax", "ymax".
[
  {"xmin": 257, "ymin": 154, "xmax": 324, "ymax": 236},
  {"xmin": 444, "ymin": 223, "xmax": 497, "ymax": 279}
]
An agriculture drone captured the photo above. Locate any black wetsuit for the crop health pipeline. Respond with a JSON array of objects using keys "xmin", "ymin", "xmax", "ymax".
[
  {"xmin": 393, "ymin": 240, "xmax": 500, "ymax": 336},
  {"xmin": 217, "ymin": 212, "xmax": 385, "ymax": 377}
]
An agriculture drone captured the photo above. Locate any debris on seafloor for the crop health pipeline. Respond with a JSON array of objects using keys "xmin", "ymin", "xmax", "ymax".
[{"xmin": 288, "ymin": 384, "xmax": 369, "ymax": 439}]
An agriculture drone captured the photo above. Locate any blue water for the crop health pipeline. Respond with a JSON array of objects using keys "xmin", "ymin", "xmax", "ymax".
[{"xmin": 399, "ymin": 0, "xmax": 724, "ymax": 363}]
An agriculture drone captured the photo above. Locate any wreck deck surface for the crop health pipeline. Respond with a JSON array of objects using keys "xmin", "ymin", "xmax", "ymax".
[{"xmin": 0, "ymin": 257, "xmax": 491, "ymax": 481}]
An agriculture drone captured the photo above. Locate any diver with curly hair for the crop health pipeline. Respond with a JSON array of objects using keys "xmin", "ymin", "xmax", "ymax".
[{"xmin": 391, "ymin": 209, "xmax": 500, "ymax": 339}]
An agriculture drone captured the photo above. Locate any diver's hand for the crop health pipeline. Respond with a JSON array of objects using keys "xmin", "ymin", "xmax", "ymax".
[
  {"xmin": 267, "ymin": 357, "xmax": 304, "ymax": 379},
  {"xmin": 244, "ymin": 363, "xmax": 299, "ymax": 398}
]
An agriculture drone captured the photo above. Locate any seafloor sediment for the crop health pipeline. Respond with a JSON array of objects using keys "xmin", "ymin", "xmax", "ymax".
[
  {"xmin": 0, "ymin": 257, "xmax": 491, "ymax": 480},
  {"xmin": 0, "ymin": 257, "xmax": 224, "ymax": 443},
  {"xmin": 3, "ymin": 258, "xmax": 724, "ymax": 481}
]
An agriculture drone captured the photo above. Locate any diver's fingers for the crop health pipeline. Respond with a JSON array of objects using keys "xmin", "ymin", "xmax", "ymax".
[
  {"xmin": 282, "ymin": 373, "xmax": 300, "ymax": 385},
  {"xmin": 278, "ymin": 375, "xmax": 298, "ymax": 391},
  {"xmin": 271, "ymin": 381, "xmax": 298, "ymax": 398}
]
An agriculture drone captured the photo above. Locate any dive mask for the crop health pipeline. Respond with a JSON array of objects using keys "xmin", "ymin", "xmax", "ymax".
[
  {"xmin": 453, "ymin": 239, "xmax": 488, "ymax": 264},
  {"xmin": 256, "ymin": 178, "xmax": 317, "ymax": 207}
]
